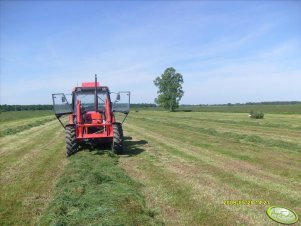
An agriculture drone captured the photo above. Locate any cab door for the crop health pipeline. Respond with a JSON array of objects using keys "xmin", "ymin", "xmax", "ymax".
[
  {"xmin": 112, "ymin": 91, "xmax": 130, "ymax": 113},
  {"xmin": 52, "ymin": 93, "xmax": 73, "ymax": 116}
]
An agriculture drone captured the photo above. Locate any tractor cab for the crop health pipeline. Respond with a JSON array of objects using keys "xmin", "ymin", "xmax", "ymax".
[
  {"xmin": 72, "ymin": 85, "xmax": 111, "ymax": 125},
  {"xmin": 52, "ymin": 75, "xmax": 130, "ymax": 156},
  {"xmin": 52, "ymin": 79, "xmax": 130, "ymax": 126}
]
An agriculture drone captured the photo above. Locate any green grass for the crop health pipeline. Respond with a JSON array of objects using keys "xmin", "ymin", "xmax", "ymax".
[
  {"xmin": 0, "ymin": 112, "xmax": 161, "ymax": 225},
  {"xmin": 0, "ymin": 120, "xmax": 67, "ymax": 226},
  {"xmin": 182, "ymin": 104, "xmax": 301, "ymax": 114},
  {"xmin": 0, "ymin": 117, "xmax": 56, "ymax": 137},
  {"xmin": 137, "ymin": 104, "xmax": 301, "ymax": 114},
  {"xmin": 119, "ymin": 110, "xmax": 301, "ymax": 225},
  {"xmin": 0, "ymin": 110, "xmax": 56, "ymax": 137},
  {"xmin": 0, "ymin": 110, "xmax": 53, "ymax": 122},
  {"xmin": 1, "ymin": 107, "xmax": 300, "ymax": 225},
  {"xmin": 39, "ymin": 151, "xmax": 161, "ymax": 226},
  {"xmin": 131, "ymin": 116, "xmax": 301, "ymax": 152}
]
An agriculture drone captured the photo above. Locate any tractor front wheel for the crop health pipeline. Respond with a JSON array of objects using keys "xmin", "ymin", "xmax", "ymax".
[
  {"xmin": 112, "ymin": 123, "xmax": 123, "ymax": 154},
  {"xmin": 66, "ymin": 125, "xmax": 78, "ymax": 157}
]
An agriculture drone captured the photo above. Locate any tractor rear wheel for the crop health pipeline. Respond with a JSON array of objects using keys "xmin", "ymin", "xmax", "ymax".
[
  {"xmin": 66, "ymin": 125, "xmax": 78, "ymax": 157},
  {"xmin": 112, "ymin": 123, "xmax": 123, "ymax": 154}
]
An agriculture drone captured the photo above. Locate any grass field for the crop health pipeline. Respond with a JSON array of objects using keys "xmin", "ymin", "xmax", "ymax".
[
  {"xmin": 0, "ymin": 110, "xmax": 300, "ymax": 225},
  {"xmin": 137, "ymin": 103, "xmax": 301, "ymax": 114},
  {"xmin": 187, "ymin": 104, "xmax": 301, "ymax": 114},
  {"xmin": 0, "ymin": 111, "xmax": 55, "ymax": 137},
  {"xmin": 121, "ymin": 111, "xmax": 301, "ymax": 225},
  {"xmin": 0, "ymin": 111, "xmax": 161, "ymax": 225}
]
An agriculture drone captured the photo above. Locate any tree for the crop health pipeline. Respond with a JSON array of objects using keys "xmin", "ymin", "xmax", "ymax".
[{"xmin": 153, "ymin": 67, "xmax": 184, "ymax": 112}]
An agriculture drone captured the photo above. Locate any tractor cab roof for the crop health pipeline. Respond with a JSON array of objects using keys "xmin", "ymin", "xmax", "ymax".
[
  {"xmin": 73, "ymin": 82, "xmax": 109, "ymax": 93},
  {"xmin": 73, "ymin": 86, "xmax": 110, "ymax": 93},
  {"xmin": 82, "ymin": 82, "xmax": 100, "ymax": 87}
]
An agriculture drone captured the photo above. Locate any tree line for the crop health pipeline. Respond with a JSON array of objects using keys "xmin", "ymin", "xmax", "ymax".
[
  {"xmin": 0, "ymin": 103, "xmax": 157, "ymax": 112},
  {"xmin": 1, "ymin": 101, "xmax": 300, "ymax": 112},
  {"xmin": 0, "ymin": 105, "xmax": 53, "ymax": 112},
  {"xmin": 183, "ymin": 101, "xmax": 301, "ymax": 107}
]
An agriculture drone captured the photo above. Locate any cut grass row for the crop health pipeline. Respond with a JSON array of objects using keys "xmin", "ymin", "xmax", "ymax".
[
  {"xmin": 0, "ymin": 116, "xmax": 56, "ymax": 137},
  {"xmin": 130, "ymin": 113, "xmax": 301, "ymax": 154},
  {"xmin": 0, "ymin": 110, "xmax": 53, "ymax": 122},
  {"xmin": 120, "ymin": 111, "xmax": 301, "ymax": 225},
  {"xmin": 137, "ymin": 104, "xmax": 301, "ymax": 114},
  {"xmin": 0, "ymin": 114, "xmax": 162, "ymax": 225},
  {"xmin": 179, "ymin": 104, "xmax": 301, "ymax": 114},
  {"xmin": 0, "ymin": 120, "xmax": 67, "ymax": 225},
  {"xmin": 128, "ymin": 112, "xmax": 301, "ymax": 177},
  {"xmin": 40, "ymin": 151, "xmax": 162, "ymax": 226},
  {"xmin": 1, "ymin": 110, "xmax": 300, "ymax": 225},
  {"xmin": 132, "ymin": 111, "xmax": 301, "ymax": 131},
  {"xmin": 0, "ymin": 110, "xmax": 56, "ymax": 137}
]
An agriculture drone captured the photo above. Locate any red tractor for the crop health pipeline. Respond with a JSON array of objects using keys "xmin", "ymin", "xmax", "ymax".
[{"xmin": 52, "ymin": 75, "xmax": 130, "ymax": 156}]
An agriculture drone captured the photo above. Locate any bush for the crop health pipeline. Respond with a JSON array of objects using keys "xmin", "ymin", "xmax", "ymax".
[{"xmin": 249, "ymin": 111, "xmax": 264, "ymax": 119}]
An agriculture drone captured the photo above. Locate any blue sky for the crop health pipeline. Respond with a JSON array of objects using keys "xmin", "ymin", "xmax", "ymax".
[{"xmin": 0, "ymin": 0, "xmax": 300, "ymax": 104}]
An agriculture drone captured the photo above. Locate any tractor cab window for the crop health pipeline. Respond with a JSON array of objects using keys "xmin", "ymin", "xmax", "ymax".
[
  {"xmin": 52, "ymin": 93, "xmax": 73, "ymax": 116},
  {"xmin": 112, "ymin": 91, "xmax": 130, "ymax": 113},
  {"xmin": 75, "ymin": 91, "xmax": 108, "ymax": 113}
]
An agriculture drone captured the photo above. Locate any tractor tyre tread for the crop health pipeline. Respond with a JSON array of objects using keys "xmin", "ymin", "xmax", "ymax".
[
  {"xmin": 112, "ymin": 123, "xmax": 123, "ymax": 154},
  {"xmin": 66, "ymin": 125, "xmax": 78, "ymax": 157}
]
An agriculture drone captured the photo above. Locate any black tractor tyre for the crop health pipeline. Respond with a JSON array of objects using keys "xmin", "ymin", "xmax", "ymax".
[
  {"xmin": 66, "ymin": 125, "xmax": 78, "ymax": 157},
  {"xmin": 112, "ymin": 123, "xmax": 124, "ymax": 154}
]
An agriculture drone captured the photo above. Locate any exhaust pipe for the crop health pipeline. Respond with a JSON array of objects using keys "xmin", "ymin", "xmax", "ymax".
[{"xmin": 94, "ymin": 74, "xmax": 98, "ymax": 112}]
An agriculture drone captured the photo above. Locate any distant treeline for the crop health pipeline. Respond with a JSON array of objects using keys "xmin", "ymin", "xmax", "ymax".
[
  {"xmin": 1, "ymin": 101, "xmax": 300, "ymax": 112},
  {"xmin": 0, "ymin": 105, "xmax": 53, "ymax": 112},
  {"xmin": 0, "ymin": 103, "xmax": 157, "ymax": 112},
  {"xmin": 244, "ymin": 101, "xmax": 301, "ymax": 105},
  {"xmin": 182, "ymin": 101, "xmax": 301, "ymax": 107},
  {"xmin": 130, "ymin": 103, "xmax": 157, "ymax": 108}
]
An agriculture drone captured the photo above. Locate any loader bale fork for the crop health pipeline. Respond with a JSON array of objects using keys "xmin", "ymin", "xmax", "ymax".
[{"xmin": 52, "ymin": 75, "xmax": 130, "ymax": 156}]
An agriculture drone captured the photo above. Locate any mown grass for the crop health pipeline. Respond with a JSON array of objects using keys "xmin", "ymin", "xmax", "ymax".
[
  {"xmin": 0, "ymin": 109, "xmax": 162, "ymax": 226},
  {"xmin": 0, "ymin": 110, "xmax": 56, "ymax": 137},
  {"xmin": 119, "ymin": 110, "xmax": 301, "ymax": 225},
  {"xmin": 131, "ymin": 114, "xmax": 301, "ymax": 152},
  {"xmin": 180, "ymin": 104, "xmax": 301, "ymax": 114},
  {"xmin": 39, "ymin": 151, "xmax": 162, "ymax": 226},
  {"xmin": 1, "ymin": 108, "xmax": 300, "ymax": 225},
  {"xmin": 137, "ymin": 104, "xmax": 301, "ymax": 114},
  {"xmin": 0, "ymin": 116, "xmax": 55, "ymax": 137},
  {"xmin": 0, "ymin": 114, "xmax": 161, "ymax": 225},
  {"xmin": 0, "ymin": 110, "xmax": 53, "ymax": 122},
  {"xmin": 0, "ymin": 120, "xmax": 67, "ymax": 226}
]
